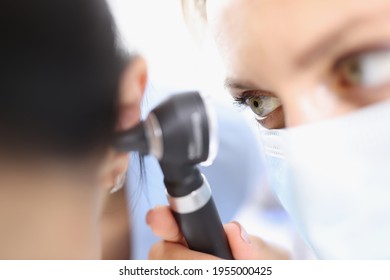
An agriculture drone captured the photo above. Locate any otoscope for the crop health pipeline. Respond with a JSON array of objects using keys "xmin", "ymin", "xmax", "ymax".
[{"xmin": 115, "ymin": 91, "xmax": 233, "ymax": 259}]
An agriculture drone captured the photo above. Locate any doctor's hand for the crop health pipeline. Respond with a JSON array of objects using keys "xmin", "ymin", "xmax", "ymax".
[{"xmin": 146, "ymin": 206, "xmax": 291, "ymax": 260}]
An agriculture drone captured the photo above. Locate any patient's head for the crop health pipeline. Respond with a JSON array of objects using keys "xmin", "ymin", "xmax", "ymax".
[{"xmin": 0, "ymin": 0, "xmax": 147, "ymax": 258}]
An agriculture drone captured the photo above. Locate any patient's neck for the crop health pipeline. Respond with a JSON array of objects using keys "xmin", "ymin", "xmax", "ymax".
[{"xmin": 101, "ymin": 186, "xmax": 131, "ymax": 259}]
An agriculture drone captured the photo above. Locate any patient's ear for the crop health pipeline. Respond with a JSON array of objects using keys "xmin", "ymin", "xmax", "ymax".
[
  {"xmin": 118, "ymin": 56, "xmax": 148, "ymax": 130},
  {"xmin": 100, "ymin": 56, "xmax": 148, "ymax": 192}
]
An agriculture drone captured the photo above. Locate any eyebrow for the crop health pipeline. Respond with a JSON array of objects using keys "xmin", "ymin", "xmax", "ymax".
[
  {"xmin": 224, "ymin": 78, "xmax": 256, "ymax": 90},
  {"xmin": 224, "ymin": 77, "xmax": 271, "ymax": 93},
  {"xmin": 296, "ymin": 8, "xmax": 390, "ymax": 67}
]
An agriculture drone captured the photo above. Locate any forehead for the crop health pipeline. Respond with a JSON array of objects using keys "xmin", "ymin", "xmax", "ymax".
[{"xmin": 206, "ymin": 0, "xmax": 390, "ymax": 81}]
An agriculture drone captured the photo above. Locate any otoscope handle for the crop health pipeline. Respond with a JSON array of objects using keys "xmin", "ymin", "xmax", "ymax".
[
  {"xmin": 166, "ymin": 176, "xmax": 233, "ymax": 259},
  {"xmin": 173, "ymin": 198, "xmax": 233, "ymax": 259}
]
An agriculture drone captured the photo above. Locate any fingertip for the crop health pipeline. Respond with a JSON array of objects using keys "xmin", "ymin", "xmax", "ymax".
[
  {"xmin": 146, "ymin": 205, "xmax": 169, "ymax": 226},
  {"xmin": 224, "ymin": 221, "xmax": 260, "ymax": 260},
  {"xmin": 146, "ymin": 209, "xmax": 153, "ymax": 226},
  {"xmin": 225, "ymin": 221, "xmax": 251, "ymax": 244},
  {"xmin": 223, "ymin": 222, "xmax": 239, "ymax": 236},
  {"xmin": 224, "ymin": 222, "xmax": 290, "ymax": 260},
  {"xmin": 231, "ymin": 221, "xmax": 251, "ymax": 244}
]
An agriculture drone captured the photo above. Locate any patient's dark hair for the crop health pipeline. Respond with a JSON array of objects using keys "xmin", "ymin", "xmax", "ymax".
[{"xmin": 0, "ymin": 0, "xmax": 127, "ymax": 158}]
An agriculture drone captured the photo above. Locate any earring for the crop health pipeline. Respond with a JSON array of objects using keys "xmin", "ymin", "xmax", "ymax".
[{"xmin": 110, "ymin": 173, "xmax": 126, "ymax": 194}]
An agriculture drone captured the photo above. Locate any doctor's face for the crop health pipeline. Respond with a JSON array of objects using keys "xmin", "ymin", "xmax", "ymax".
[{"xmin": 206, "ymin": 0, "xmax": 390, "ymax": 128}]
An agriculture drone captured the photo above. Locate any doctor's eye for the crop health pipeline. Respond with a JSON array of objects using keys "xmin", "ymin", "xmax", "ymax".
[
  {"xmin": 234, "ymin": 95, "xmax": 282, "ymax": 120},
  {"xmin": 234, "ymin": 94, "xmax": 284, "ymax": 128},
  {"xmin": 246, "ymin": 96, "xmax": 282, "ymax": 120},
  {"xmin": 334, "ymin": 48, "xmax": 390, "ymax": 90}
]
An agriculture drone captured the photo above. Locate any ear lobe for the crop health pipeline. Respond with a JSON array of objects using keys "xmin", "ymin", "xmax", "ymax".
[
  {"xmin": 118, "ymin": 56, "xmax": 148, "ymax": 131},
  {"xmin": 99, "ymin": 151, "xmax": 129, "ymax": 193}
]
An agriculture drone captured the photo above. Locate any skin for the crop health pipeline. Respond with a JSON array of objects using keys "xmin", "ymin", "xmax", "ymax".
[
  {"xmin": 148, "ymin": 0, "xmax": 390, "ymax": 259},
  {"xmin": 0, "ymin": 57, "xmax": 147, "ymax": 259}
]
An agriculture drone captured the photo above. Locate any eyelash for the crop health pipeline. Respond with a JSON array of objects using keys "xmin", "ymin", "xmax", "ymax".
[
  {"xmin": 233, "ymin": 95, "xmax": 248, "ymax": 106},
  {"xmin": 233, "ymin": 91, "xmax": 263, "ymax": 107}
]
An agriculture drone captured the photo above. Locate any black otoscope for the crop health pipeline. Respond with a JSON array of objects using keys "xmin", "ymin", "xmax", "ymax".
[{"xmin": 115, "ymin": 91, "xmax": 233, "ymax": 259}]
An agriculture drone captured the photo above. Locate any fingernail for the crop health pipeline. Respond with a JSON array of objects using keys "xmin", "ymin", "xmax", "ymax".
[
  {"xmin": 231, "ymin": 221, "xmax": 251, "ymax": 244},
  {"xmin": 146, "ymin": 210, "xmax": 153, "ymax": 226}
]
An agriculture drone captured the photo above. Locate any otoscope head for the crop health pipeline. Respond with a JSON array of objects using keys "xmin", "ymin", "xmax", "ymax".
[
  {"xmin": 115, "ymin": 91, "xmax": 218, "ymax": 166},
  {"xmin": 115, "ymin": 91, "xmax": 218, "ymax": 196},
  {"xmin": 152, "ymin": 91, "xmax": 215, "ymax": 165}
]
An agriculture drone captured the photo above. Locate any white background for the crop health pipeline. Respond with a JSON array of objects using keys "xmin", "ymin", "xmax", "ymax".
[{"xmin": 108, "ymin": 0, "xmax": 228, "ymax": 102}]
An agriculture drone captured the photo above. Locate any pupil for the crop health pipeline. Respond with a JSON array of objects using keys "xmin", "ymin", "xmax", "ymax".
[
  {"xmin": 253, "ymin": 100, "xmax": 259, "ymax": 107},
  {"xmin": 347, "ymin": 59, "xmax": 361, "ymax": 82},
  {"xmin": 350, "ymin": 60, "xmax": 360, "ymax": 75}
]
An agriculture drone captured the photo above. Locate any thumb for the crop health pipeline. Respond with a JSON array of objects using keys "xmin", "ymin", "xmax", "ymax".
[{"xmin": 224, "ymin": 222, "xmax": 290, "ymax": 260}]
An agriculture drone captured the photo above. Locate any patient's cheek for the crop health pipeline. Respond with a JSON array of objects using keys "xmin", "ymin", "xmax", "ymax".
[{"xmin": 0, "ymin": 162, "xmax": 102, "ymax": 259}]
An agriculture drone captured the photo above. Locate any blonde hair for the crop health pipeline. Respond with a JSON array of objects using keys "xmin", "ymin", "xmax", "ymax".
[{"xmin": 181, "ymin": 0, "xmax": 208, "ymax": 42}]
